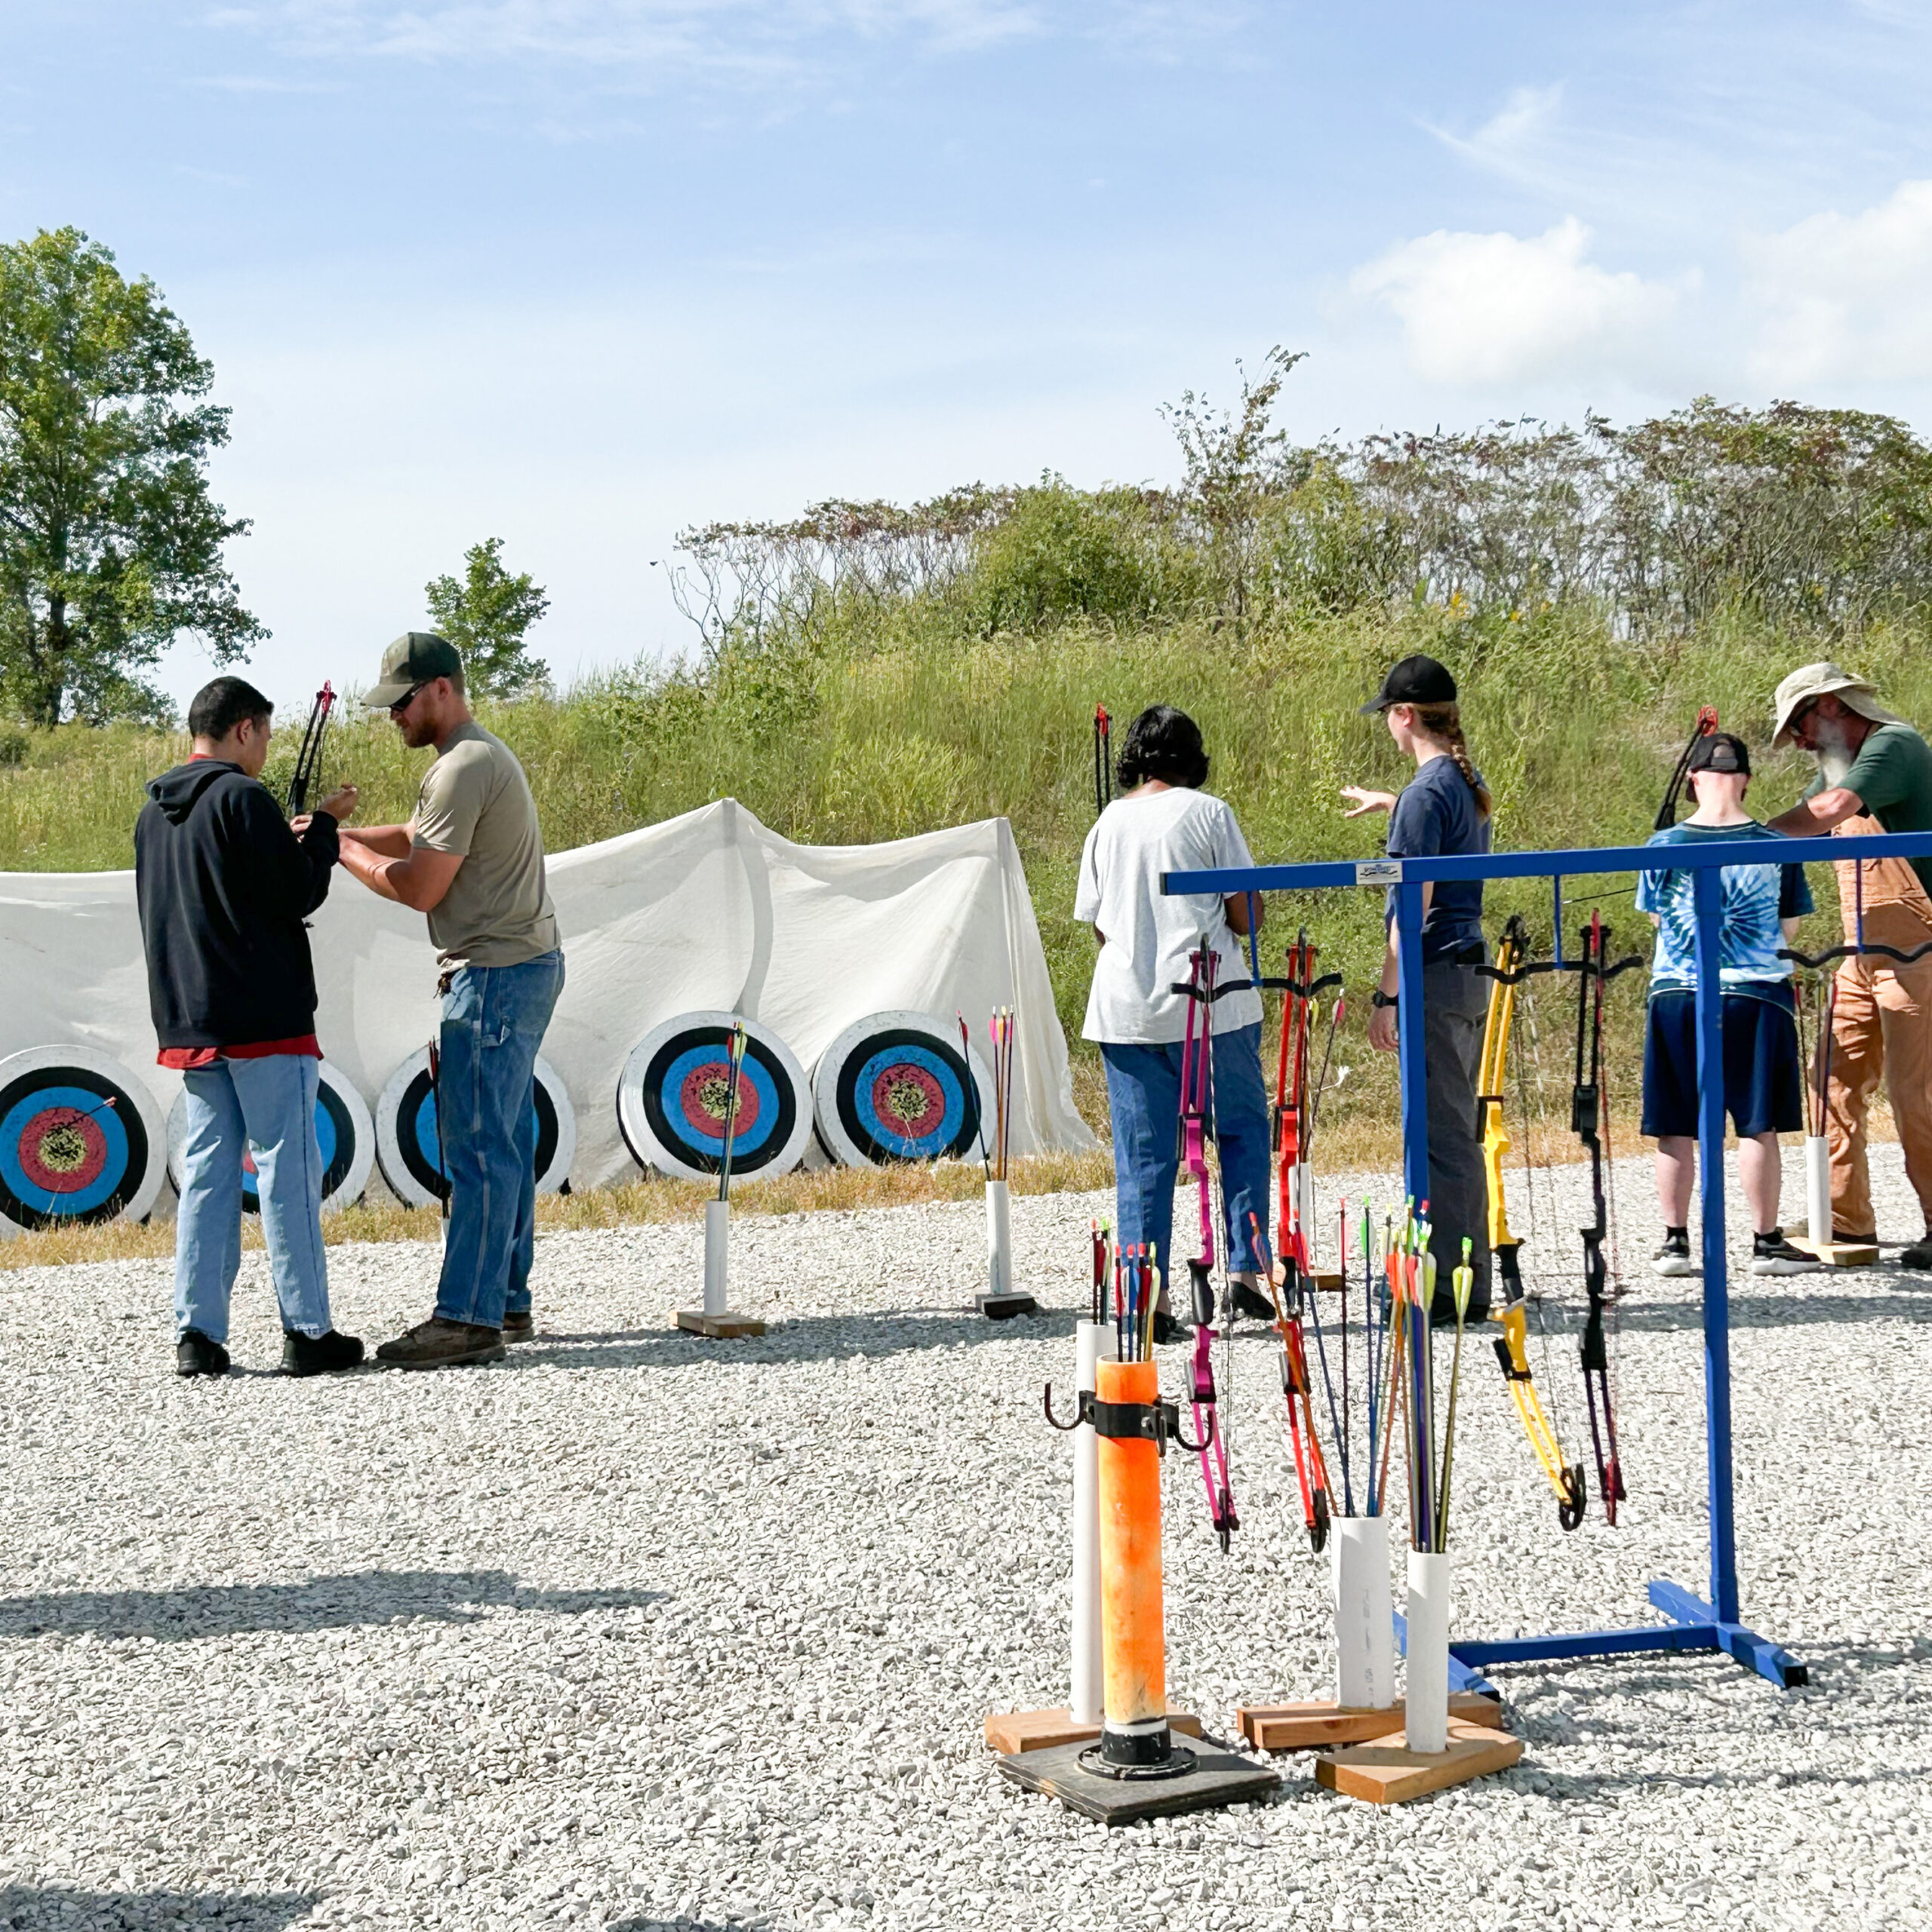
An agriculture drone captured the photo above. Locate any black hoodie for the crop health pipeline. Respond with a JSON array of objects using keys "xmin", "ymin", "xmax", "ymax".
[{"xmin": 134, "ymin": 760, "xmax": 340, "ymax": 1051}]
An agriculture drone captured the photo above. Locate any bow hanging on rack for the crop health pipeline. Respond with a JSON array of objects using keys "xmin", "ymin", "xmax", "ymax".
[
  {"xmin": 1177, "ymin": 937, "xmax": 1238, "ymax": 1552},
  {"xmin": 1092, "ymin": 705, "xmax": 1112, "ymax": 820},
  {"xmin": 1654, "ymin": 706, "xmax": 1720, "ymax": 832},
  {"xmin": 1477, "ymin": 913, "xmax": 1588, "ymax": 1531},
  {"xmin": 1573, "ymin": 911, "xmax": 1633, "ymax": 1525}
]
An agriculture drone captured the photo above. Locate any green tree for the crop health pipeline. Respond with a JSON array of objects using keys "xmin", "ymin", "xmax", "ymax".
[
  {"xmin": 0, "ymin": 227, "xmax": 262, "ymax": 724},
  {"xmin": 425, "ymin": 537, "xmax": 551, "ymax": 697}
]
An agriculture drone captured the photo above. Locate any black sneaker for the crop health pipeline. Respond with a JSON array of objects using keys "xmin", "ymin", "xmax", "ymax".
[
  {"xmin": 1652, "ymin": 1230, "xmax": 1696, "ymax": 1278},
  {"xmin": 1151, "ymin": 1310, "xmax": 1192, "ymax": 1346},
  {"xmin": 502, "ymin": 1310, "xmax": 535, "ymax": 1343},
  {"xmin": 374, "ymin": 1317, "xmax": 507, "ymax": 1370},
  {"xmin": 281, "ymin": 1330, "xmax": 366, "ymax": 1377},
  {"xmin": 1899, "ymin": 1234, "xmax": 1932, "ymax": 1271},
  {"xmin": 1231, "ymin": 1280, "xmax": 1276, "ymax": 1324},
  {"xmin": 176, "ymin": 1330, "xmax": 230, "ymax": 1378},
  {"xmin": 1751, "ymin": 1232, "xmax": 1820, "ymax": 1276}
]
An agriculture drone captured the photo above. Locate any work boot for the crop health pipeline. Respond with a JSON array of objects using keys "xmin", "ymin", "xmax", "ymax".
[
  {"xmin": 1151, "ymin": 1310, "xmax": 1191, "ymax": 1346},
  {"xmin": 176, "ymin": 1330, "xmax": 230, "ymax": 1378},
  {"xmin": 1751, "ymin": 1232, "xmax": 1820, "ymax": 1276},
  {"xmin": 1899, "ymin": 1232, "xmax": 1932, "ymax": 1271},
  {"xmin": 502, "ymin": 1310, "xmax": 535, "ymax": 1343},
  {"xmin": 1230, "ymin": 1278, "xmax": 1276, "ymax": 1324},
  {"xmin": 281, "ymin": 1330, "xmax": 366, "ymax": 1377},
  {"xmin": 374, "ymin": 1317, "xmax": 506, "ymax": 1370}
]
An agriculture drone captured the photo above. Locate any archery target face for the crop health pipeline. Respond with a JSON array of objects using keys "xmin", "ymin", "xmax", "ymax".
[
  {"xmin": 375, "ymin": 1050, "xmax": 575, "ymax": 1211},
  {"xmin": 617, "ymin": 1013, "xmax": 811, "ymax": 1183},
  {"xmin": 811, "ymin": 1011, "xmax": 993, "ymax": 1167},
  {"xmin": 165, "ymin": 1061, "xmax": 374, "ymax": 1217},
  {"xmin": 0, "ymin": 1046, "xmax": 167, "ymax": 1235}
]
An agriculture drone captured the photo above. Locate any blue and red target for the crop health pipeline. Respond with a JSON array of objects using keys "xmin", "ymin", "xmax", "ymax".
[
  {"xmin": 0, "ymin": 1047, "xmax": 168, "ymax": 1235},
  {"xmin": 165, "ymin": 1061, "xmax": 375, "ymax": 1217},
  {"xmin": 375, "ymin": 1049, "xmax": 576, "ymax": 1210},
  {"xmin": 811, "ymin": 1012, "xmax": 992, "ymax": 1166},
  {"xmin": 617, "ymin": 1013, "xmax": 813, "ymax": 1183}
]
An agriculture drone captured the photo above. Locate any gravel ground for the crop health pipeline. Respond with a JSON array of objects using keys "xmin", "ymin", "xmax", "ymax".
[{"xmin": 0, "ymin": 1144, "xmax": 1927, "ymax": 1932}]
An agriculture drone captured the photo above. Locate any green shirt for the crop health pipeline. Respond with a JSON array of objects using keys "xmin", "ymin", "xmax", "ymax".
[{"xmin": 1806, "ymin": 722, "xmax": 1932, "ymax": 896}]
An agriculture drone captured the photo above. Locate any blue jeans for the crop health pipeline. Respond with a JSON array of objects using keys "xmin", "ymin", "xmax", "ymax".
[
  {"xmin": 1102, "ymin": 1023, "xmax": 1273, "ymax": 1292},
  {"xmin": 174, "ymin": 1054, "xmax": 333, "ymax": 1343},
  {"xmin": 434, "ymin": 950, "xmax": 564, "ymax": 1329}
]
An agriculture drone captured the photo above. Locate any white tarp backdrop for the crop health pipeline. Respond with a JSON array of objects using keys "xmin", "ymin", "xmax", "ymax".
[{"xmin": 0, "ymin": 798, "xmax": 1093, "ymax": 1204}]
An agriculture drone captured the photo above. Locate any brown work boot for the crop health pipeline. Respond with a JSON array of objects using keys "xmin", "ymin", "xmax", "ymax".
[
  {"xmin": 374, "ymin": 1317, "xmax": 506, "ymax": 1370},
  {"xmin": 501, "ymin": 1309, "xmax": 534, "ymax": 1343}
]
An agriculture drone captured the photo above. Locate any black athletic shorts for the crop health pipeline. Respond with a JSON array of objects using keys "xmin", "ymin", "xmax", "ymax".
[{"xmin": 1640, "ymin": 989, "xmax": 1802, "ymax": 1140}]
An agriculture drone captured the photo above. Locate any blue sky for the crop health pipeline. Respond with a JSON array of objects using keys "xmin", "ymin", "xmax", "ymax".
[{"xmin": 8, "ymin": 1, "xmax": 1932, "ymax": 709}]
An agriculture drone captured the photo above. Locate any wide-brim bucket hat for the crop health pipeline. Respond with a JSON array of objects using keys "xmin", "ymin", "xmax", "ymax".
[{"xmin": 1770, "ymin": 661, "xmax": 1908, "ymax": 749}]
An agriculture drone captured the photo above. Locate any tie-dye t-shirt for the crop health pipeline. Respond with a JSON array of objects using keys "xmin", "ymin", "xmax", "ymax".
[{"xmin": 1634, "ymin": 820, "xmax": 1814, "ymax": 1006}]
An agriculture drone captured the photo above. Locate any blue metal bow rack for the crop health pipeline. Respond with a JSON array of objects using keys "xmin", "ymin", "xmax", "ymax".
[{"xmin": 1166, "ymin": 829, "xmax": 1932, "ymax": 1696}]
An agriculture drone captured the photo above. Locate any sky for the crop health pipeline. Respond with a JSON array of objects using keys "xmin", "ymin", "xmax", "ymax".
[{"xmin": 8, "ymin": 1, "xmax": 1932, "ymax": 710}]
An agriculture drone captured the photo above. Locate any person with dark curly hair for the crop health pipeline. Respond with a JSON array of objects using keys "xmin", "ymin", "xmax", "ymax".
[{"xmin": 1075, "ymin": 705, "xmax": 1272, "ymax": 1341}]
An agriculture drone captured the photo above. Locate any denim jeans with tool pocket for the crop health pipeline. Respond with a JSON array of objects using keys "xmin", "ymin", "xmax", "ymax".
[
  {"xmin": 174, "ymin": 1054, "xmax": 334, "ymax": 1343},
  {"xmin": 433, "ymin": 949, "xmax": 565, "ymax": 1330}
]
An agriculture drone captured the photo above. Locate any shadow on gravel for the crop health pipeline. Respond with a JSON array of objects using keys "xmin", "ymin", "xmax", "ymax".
[
  {"xmin": 0, "ymin": 1884, "xmax": 318, "ymax": 1928},
  {"xmin": 0, "ymin": 1569, "xmax": 663, "ymax": 1641},
  {"xmin": 607, "ymin": 1922, "xmax": 743, "ymax": 1932},
  {"xmin": 1505, "ymin": 1278, "xmax": 1932, "ymax": 1335},
  {"xmin": 509, "ymin": 1305, "xmax": 1084, "ymax": 1369}
]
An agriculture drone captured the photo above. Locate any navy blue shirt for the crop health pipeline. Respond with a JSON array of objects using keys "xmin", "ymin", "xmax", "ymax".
[{"xmin": 1385, "ymin": 756, "xmax": 1491, "ymax": 963}]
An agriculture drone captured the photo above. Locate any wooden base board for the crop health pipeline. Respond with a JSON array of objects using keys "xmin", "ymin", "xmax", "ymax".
[
  {"xmin": 672, "ymin": 1309, "xmax": 768, "ymax": 1338},
  {"xmin": 1785, "ymin": 1234, "xmax": 1881, "ymax": 1268},
  {"xmin": 1309, "ymin": 1271, "xmax": 1343, "ymax": 1293},
  {"xmin": 998, "ymin": 1733, "xmax": 1280, "ymax": 1825},
  {"xmin": 1315, "ymin": 1719, "xmax": 1522, "ymax": 1805},
  {"xmin": 984, "ymin": 1707, "xmax": 1201, "ymax": 1755},
  {"xmin": 977, "ymin": 1291, "xmax": 1038, "ymax": 1320},
  {"xmin": 1238, "ymin": 1691, "xmax": 1501, "ymax": 1753}
]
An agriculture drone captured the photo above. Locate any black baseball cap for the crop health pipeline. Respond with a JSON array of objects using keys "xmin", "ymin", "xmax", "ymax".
[
  {"xmin": 1687, "ymin": 731, "xmax": 1750, "ymax": 777},
  {"xmin": 365, "ymin": 632, "xmax": 463, "ymax": 708},
  {"xmin": 1361, "ymin": 653, "xmax": 1457, "ymax": 715}
]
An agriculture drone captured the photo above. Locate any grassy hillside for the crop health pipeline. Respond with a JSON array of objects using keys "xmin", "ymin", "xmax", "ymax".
[{"xmin": 2, "ymin": 601, "xmax": 1911, "ymax": 1162}]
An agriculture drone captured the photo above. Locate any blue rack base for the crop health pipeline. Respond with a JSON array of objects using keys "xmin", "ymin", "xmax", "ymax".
[{"xmin": 1394, "ymin": 1579, "xmax": 1807, "ymax": 1701}]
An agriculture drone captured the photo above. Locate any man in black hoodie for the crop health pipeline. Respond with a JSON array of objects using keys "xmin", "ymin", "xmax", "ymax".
[{"xmin": 135, "ymin": 677, "xmax": 365, "ymax": 1379}]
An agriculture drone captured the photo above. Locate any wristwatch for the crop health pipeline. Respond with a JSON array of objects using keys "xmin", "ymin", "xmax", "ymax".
[{"xmin": 1371, "ymin": 989, "xmax": 1398, "ymax": 1010}]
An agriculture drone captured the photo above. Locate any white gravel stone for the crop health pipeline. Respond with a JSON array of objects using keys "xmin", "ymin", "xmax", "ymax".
[{"xmin": 0, "ymin": 1143, "xmax": 1926, "ymax": 1930}]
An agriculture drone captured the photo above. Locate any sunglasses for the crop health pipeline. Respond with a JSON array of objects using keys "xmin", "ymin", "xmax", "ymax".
[{"xmin": 387, "ymin": 681, "xmax": 430, "ymax": 716}]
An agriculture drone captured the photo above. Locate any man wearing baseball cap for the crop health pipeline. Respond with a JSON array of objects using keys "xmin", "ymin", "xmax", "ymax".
[
  {"xmin": 337, "ymin": 633, "xmax": 566, "ymax": 1363},
  {"xmin": 1764, "ymin": 663, "xmax": 1932, "ymax": 1267}
]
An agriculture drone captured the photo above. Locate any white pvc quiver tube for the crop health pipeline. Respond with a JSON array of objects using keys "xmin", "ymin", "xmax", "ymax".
[
  {"xmin": 1405, "ymin": 1548, "xmax": 1453, "ymax": 1754},
  {"xmin": 986, "ymin": 1179, "xmax": 1013, "ymax": 1299},
  {"xmin": 703, "ymin": 1198, "xmax": 729, "ymax": 1318},
  {"xmin": 1297, "ymin": 1164, "xmax": 1318, "ymax": 1268},
  {"xmin": 1334, "ymin": 1514, "xmax": 1398, "ymax": 1709},
  {"xmin": 1806, "ymin": 1135, "xmax": 1832, "ymax": 1247},
  {"xmin": 1070, "ymin": 1318, "xmax": 1114, "ymax": 1727}
]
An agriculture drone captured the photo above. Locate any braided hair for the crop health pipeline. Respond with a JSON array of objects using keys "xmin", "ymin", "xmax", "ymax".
[{"xmin": 1411, "ymin": 701, "xmax": 1491, "ymax": 820}]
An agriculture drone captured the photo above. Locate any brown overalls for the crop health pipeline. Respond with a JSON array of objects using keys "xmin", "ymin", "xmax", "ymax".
[{"xmin": 1825, "ymin": 812, "xmax": 1932, "ymax": 1238}]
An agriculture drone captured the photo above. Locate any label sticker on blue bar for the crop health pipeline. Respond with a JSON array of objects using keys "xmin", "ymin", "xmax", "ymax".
[{"xmin": 1355, "ymin": 860, "xmax": 1402, "ymax": 884}]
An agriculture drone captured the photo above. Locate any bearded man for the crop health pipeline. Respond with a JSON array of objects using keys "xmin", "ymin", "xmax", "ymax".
[{"xmin": 1765, "ymin": 663, "xmax": 1932, "ymax": 1267}]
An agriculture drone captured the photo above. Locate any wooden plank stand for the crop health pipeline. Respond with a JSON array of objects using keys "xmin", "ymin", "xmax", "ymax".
[
  {"xmin": 1315, "ymin": 1717, "xmax": 1522, "ymax": 1804},
  {"xmin": 1238, "ymin": 1691, "xmax": 1500, "ymax": 1753},
  {"xmin": 985, "ymin": 1707, "xmax": 1200, "ymax": 1755},
  {"xmin": 1785, "ymin": 1232, "xmax": 1881, "ymax": 1268},
  {"xmin": 673, "ymin": 1309, "xmax": 766, "ymax": 1338}
]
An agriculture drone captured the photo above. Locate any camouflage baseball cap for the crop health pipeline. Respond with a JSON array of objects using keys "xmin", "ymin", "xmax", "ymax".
[{"xmin": 365, "ymin": 632, "xmax": 463, "ymax": 708}]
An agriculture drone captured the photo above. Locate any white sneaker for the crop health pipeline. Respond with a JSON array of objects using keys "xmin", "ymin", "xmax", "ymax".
[
  {"xmin": 1752, "ymin": 1235, "xmax": 1821, "ymax": 1275},
  {"xmin": 1652, "ymin": 1235, "xmax": 1697, "ymax": 1277}
]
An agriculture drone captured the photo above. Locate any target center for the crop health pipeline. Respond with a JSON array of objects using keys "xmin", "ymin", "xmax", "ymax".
[{"xmin": 36, "ymin": 1122, "xmax": 89, "ymax": 1174}]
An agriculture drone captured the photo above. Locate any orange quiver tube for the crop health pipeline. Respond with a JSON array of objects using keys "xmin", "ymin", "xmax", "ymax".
[{"xmin": 1095, "ymin": 1356, "xmax": 1170, "ymax": 1765}]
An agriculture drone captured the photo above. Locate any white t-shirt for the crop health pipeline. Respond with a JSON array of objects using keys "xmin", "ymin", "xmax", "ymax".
[{"xmin": 1075, "ymin": 789, "xmax": 1263, "ymax": 1044}]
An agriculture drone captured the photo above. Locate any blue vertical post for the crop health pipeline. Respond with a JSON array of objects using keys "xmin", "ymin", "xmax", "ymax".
[
  {"xmin": 1690, "ymin": 863, "xmax": 1740, "ymax": 1625},
  {"xmin": 1395, "ymin": 877, "xmax": 1430, "ymax": 1212}
]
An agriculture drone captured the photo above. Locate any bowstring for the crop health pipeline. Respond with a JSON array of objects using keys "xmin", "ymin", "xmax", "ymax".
[
  {"xmin": 1594, "ymin": 935, "xmax": 1628, "ymax": 1478},
  {"xmin": 1512, "ymin": 961, "xmax": 1575, "ymax": 1441}
]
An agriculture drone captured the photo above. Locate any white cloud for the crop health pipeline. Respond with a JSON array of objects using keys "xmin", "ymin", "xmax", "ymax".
[
  {"xmin": 202, "ymin": 0, "xmax": 1044, "ymax": 68},
  {"xmin": 1349, "ymin": 216, "xmax": 1679, "ymax": 387},
  {"xmin": 1426, "ymin": 82, "xmax": 1564, "ymax": 184},
  {"xmin": 1743, "ymin": 177, "xmax": 1932, "ymax": 384}
]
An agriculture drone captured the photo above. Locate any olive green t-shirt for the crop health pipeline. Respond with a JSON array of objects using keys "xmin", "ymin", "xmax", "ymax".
[
  {"xmin": 1806, "ymin": 721, "xmax": 1932, "ymax": 897},
  {"xmin": 411, "ymin": 721, "xmax": 560, "ymax": 971}
]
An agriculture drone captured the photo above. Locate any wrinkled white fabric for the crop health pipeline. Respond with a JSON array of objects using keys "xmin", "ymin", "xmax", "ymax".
[{"xmin": 0, "ymin": 798, "xmax": 1092, "ymax": 1208}]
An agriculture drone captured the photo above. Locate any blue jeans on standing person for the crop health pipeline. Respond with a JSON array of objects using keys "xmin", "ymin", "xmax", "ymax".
[
  {"xmin": 1101, "ymin": 1022, "xmax": 1273, "ymax": 1297},
  {"xmin": 174, "ymin": 1054, "xmax": 333, "ymax": 1344},
  {"xmin": 433, "ymin": 949, "xmax": 565, "ymax": 1331}
]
